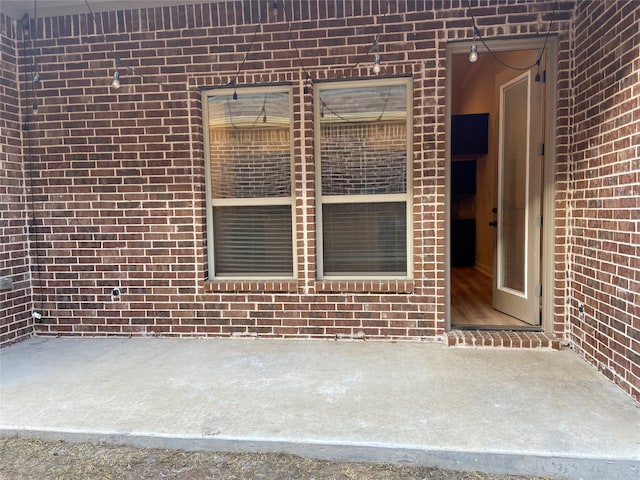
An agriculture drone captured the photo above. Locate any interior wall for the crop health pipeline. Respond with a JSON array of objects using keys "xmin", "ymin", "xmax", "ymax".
[
  {"xmin": 569, "ymin": 0, "xmax": 640, "ymax": 402},
  {"xmin": 0, "ymin": 13, "xmax": 33, "ymax": 346}
]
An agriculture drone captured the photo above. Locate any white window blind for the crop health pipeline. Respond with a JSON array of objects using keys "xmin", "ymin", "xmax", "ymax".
[
  {"xmin": 322, "ymin": 202, "xmax": 406, "ymax": 275},
  {"xmin": 213, "ymin": 205, "xmax": 293, "ymax": 276}
]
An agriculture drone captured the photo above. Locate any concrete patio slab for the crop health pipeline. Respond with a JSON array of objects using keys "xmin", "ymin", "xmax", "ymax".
[{"xmin": 1, "ymin": 337, "xmax": 638, "ymax": 479}]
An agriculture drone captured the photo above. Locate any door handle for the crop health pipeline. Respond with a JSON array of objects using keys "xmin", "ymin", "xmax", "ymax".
[{"xmin": 489, "ymin": 221, "xmax": 497, "ymax": 227}]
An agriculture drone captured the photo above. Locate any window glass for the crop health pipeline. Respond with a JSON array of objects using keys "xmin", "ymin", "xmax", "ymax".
[
  {"xmin": 322, "ymin": 202, "xmax": 407, "ymax": 275},
  {"xmin": 208, "ymin": 93, "xmax": 291, "ymax": 198},
  {"xmin": 321, "ymin": 122, "xmax": 407, "ymax": 195},
  {"xmin": 316, "ymin": 79, "xmax": 411, "ymax": 278},
  {"xmin": 204, "ymin": 87, "xmax": 294, "ymax": 278},
  {"xmin": 213, "ymin": 205, "xmax": 293, "ymax": 276}
]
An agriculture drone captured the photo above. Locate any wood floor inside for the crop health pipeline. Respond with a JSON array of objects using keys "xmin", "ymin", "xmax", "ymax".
[{"xmin": 451, "ymin": 267, "xmax": 534, "ymax": 329}]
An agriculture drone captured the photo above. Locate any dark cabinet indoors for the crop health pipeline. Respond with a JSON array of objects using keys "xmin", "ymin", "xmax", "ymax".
[
  {"xmin": 451, "ymin": 113, "xmax": 489, "ymax": 157},
  {"xmin": 451, "ymin": 160, "xmax": 476, "ymax": 267}
]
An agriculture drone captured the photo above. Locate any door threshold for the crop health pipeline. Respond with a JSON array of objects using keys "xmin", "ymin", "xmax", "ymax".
[
  {"xmin": 445, "ymin": 330, "xmax": 561, "ymax": 349},
  {"xmin": 452, "ymin": 324, "xmax": 543, "ymax": 332}
]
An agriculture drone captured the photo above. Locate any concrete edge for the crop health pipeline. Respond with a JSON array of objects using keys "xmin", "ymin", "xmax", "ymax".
[{"xmin": 2, "ymin": 427, "xmax": 639, "ymax": 480}]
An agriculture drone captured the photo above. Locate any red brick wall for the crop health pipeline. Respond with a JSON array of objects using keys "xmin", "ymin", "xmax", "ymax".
[
  {"xmin": 569, "ymin": 0, "xmax": 640, "ymax": 402},
  {"xmin": 2, "ymin": 1, "xmax": 577, "ymax": 342},
  {"xmin": 0, "ymin": 14, "xmax": 33, "ymax": 346}
]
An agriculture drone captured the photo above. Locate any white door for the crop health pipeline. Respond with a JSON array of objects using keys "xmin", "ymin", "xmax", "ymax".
[{"xmin": 493, "ymin": 70, "xmax": 542, "ymax": 325}]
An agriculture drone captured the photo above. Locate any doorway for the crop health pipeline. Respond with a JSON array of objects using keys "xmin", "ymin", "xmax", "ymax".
[{"xmin": 446, "ymin": 38, "xmax": 557, "ymax": 332}]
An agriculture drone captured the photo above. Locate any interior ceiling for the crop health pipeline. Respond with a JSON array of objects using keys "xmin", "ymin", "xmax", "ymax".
[
  {"xmin": 0, "ymin": 0, "xmax": 206, "ymax": 19},
  {"xmin": 452, "ymin": 49, "xmax": 540, "ymax": 87}
]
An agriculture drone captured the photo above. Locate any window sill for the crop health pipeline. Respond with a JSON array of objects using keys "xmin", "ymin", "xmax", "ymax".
[
  {"xmin": 204, "ymin": 280, "xmax": 298, "ymax": 293},
  {"xmin": 316, "ymin": 280, "xmax": 414, "ymax": 294}
]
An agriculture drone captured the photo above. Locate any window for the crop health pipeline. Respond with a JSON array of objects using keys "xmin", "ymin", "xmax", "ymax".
[
  {"xmin": 203, "ymin": 86, "xmax": 294, "ymax": 278},
  {"xmin": 315, "ymin": 78, "xmax": 412, "ymax": 278}
]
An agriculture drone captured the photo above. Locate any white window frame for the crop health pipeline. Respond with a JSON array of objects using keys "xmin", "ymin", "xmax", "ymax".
[
  {"xmin": 314, "ymin": 77, "xmax": 413, "ymax": 280},
  {"xmin": 202, "ymin": 84, "xmax": 296, "ymax": 280}
]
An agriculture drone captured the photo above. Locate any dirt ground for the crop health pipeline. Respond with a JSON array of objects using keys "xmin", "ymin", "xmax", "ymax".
[{"xmin": 0, "ymin": 437, "xmax": 553, "ymax": 480}]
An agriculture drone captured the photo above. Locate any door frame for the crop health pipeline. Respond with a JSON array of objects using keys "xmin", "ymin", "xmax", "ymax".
[{"xmin": 444, "ymin": 35, "xmax": 558, "ymax": 333}]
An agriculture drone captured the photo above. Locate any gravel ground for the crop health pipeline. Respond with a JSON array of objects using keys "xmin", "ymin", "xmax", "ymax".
[{"xmin": 0, "ymin": 437, "xmax": 553, "ymax": 480}]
